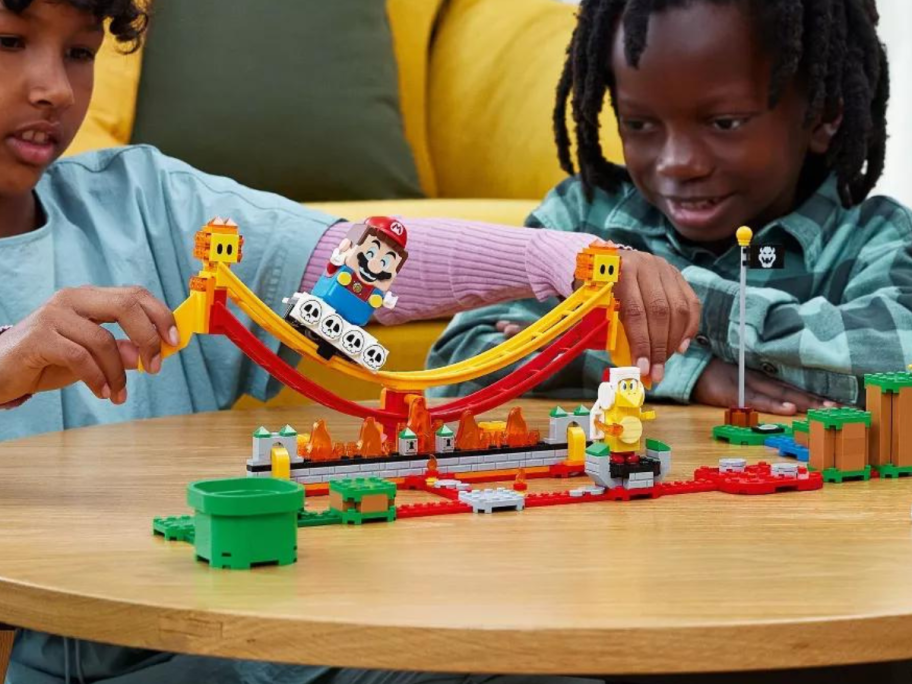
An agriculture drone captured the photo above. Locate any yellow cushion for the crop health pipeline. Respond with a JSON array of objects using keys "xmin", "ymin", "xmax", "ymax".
[
  {"xmin": 386, "ymin": 0, "xmax": 446, "ymax": 198},
  {"xmin": 234, "ymin": 197, "xmax": 538, "ymax": 408},
  {"xmin": 65, "ymin": 34, "xmax": 143, "ymax": 156},
  {"xmin": 309, "ymin": 198, "xmax": 537, "ymax": 226},
  {"xmin": 427, "ymin": 0, "xmax": 624, "ymax": 200}
]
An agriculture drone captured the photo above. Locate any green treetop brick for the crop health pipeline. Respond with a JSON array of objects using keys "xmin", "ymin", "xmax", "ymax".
[
  {"xmin": 807, "ymin": 407, "xmax": 871, "ymax": 429},
  {"xmin": 573, "ymin": 405, "xmax": 591, "ymax": 416},
  {"xmin": 865, "ymin": 372, "xmax": 912, "ymax": 393},
  {"xmin": 330, "ymin": 477, "xmax": 397, "ymax": 502},
  {"xmin": 550, "ymin": 406, "xmax": 569, "ymax": 417}
]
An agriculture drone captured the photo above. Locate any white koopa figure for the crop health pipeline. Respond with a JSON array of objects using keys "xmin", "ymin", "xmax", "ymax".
[{"xmin": 589, "ymin": 366, "xmax": 641, "ymax": 441}]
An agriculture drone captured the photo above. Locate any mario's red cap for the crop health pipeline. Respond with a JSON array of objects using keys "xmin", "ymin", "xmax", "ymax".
[{"xmin": 364, "ymin": 216, "xmax": 408, "ymax": 250}]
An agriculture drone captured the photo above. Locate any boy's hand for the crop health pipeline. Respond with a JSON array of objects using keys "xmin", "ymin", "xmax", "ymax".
[
  {"xmin": 693, "ymin": 358, "xmax": 836, "ymax": 415},
  {"xmin": 609, "ymin": 250, "xmax": 701, "ymax": 385},
  {"xmin": 0, "ymin": 287, "xmax": 178, "ymax": 405},
  {"xmin": 498, "ymin": 245, "xmax": 701, "ymax": 385}
]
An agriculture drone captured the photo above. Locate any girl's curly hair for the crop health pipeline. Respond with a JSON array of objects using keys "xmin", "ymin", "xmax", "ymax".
[{"xmin": 4, "ymin": 0, "xmax": 150, "ymax": 51}]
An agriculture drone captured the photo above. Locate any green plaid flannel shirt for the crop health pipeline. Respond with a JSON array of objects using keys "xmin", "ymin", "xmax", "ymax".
[{"xmin": 428, "ymin": 175, "xmax": 912, "ymax": 406}]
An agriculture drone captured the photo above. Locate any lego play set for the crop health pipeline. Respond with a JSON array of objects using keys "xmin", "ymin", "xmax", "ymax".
[{"xmin": 151, "ymin": 218, "xmax": 905, "ymax": 570}]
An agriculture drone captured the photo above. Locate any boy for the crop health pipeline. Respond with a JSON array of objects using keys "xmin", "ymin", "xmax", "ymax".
[{"xmin": 430, "ymin": 0, "xmax": 910, "ymax": 417}]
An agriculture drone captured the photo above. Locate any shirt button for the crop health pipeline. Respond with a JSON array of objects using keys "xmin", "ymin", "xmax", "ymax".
[
  {"xmin": 761, "ymin": 362, "xmax": 778, "ymax": 376},
  {"xmin": 695, "ymin": 334, "xmax": 710, "ymax": 347}
]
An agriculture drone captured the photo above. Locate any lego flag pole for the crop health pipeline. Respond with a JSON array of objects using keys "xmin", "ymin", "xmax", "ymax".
[{"xmin": 736, "ymin": 226, "xmax": 753, "ymax": 409}]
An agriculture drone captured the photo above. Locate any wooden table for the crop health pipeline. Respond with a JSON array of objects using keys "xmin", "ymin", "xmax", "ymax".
[{"xmin": 2, "ymin": 402, "xmax": 912, "ymax": 676}]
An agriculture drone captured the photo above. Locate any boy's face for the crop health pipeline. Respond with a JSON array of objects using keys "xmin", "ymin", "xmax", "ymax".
[
  {"xmin": 611, "ymin": 2, "xmax": 836, "ymax": 247},
  {"xmin": 0, "ymin": 0, "xmax": 103, "ymax": 198}
]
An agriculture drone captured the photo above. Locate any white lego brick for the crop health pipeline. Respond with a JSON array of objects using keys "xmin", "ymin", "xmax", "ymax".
[
  {"xmin": 333, "ymin": 465, "xmax": 360, "ymax": 474},
  {"xmin": 570, "ymin": 486, "xmax": 606, "ymax": 497},
  {"xmin": 626, "ymin": 478, "xmax": 654, "ymax": 490},
  {"xmin": 307, "ymin": 467, "xmax": 335, "ymax": 477},
  {"xmin": 458, "ymin": 488, "xmax": 525, "ymax": 514},
  {"xmin": 458, "ymin": 456, "xmax": 482, "ymax": 465},
  {"xmin": 628, "ymin": 472, "xmax": 654, "ymax": 481},
  {"xmin": 719, "ymin": 457, "xmax": 747, "ymax": 473}
]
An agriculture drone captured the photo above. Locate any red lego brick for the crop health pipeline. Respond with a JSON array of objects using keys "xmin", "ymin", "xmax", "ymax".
[{"xmin": 395, "ymin": 501, "xmax": 474, "ymax": 519}]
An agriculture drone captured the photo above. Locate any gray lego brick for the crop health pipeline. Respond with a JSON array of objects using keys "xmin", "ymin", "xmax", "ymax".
[{"xmin": 458, "ymin": 488, "xmax": 525, "ymax": 514}]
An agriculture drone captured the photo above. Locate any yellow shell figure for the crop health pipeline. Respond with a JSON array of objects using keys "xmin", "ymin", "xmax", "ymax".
[{"xmin": 589, "ymin": 367, "xmax": 655, "ymax": 453}]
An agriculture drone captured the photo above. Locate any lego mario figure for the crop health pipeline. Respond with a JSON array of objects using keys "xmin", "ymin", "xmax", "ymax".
[{"xmin": 312, "ymin": 216, "xmax": 409, "ymax": 327}]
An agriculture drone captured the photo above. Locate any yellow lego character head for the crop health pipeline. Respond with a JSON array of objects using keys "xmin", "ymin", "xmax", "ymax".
[
  {"xmin": 194, "ymin": 217, "xmax": 244, "ymax": 265},
  {"xmin": 574, "ymin": 243, "xmax": 621, "ymax": 285},
  {"xmin": 602, "ymin": 366, "xmax": 645, "ymax": 409}
]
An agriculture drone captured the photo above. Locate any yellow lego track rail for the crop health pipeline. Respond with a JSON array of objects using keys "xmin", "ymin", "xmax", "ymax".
[{"xmin": 216, "ymin": 263, "xmax": 615, "ymax": 391}]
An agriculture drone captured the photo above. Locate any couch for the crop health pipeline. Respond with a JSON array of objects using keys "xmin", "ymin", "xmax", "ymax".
[{"xmin": 68, "ymin": 0, "xmax": 624, "ymax": 405}]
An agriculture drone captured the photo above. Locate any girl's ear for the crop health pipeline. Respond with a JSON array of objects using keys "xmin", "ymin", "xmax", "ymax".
[{"xmin": 809, "ymin": 106, "xmax": 843, "ymax": 155}]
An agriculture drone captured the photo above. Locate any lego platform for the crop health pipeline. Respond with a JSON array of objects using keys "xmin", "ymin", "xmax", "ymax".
[{"xmin": 5, "ymin": 403, "xmax": 912, "ymax": 677}]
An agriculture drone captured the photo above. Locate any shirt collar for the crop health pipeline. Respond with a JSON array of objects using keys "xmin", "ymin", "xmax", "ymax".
[{"xmin": 604, "ymin": 175, "xmax": 844, "ymax": 269}]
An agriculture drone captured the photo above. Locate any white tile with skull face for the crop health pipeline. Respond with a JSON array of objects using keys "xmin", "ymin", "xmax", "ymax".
[{"xmin": 282, "ymin": 291, "xmax": 390, "ymax": 371}]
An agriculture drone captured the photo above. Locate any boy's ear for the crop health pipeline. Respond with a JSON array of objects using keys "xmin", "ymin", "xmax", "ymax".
[{"xmin": 809, "ymin": 106, "xmax": 843, "ymax": 155}]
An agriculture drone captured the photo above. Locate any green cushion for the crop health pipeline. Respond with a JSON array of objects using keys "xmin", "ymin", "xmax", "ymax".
[{"xmin": 130, "ymin": 0, "xmax": 423, "ymax": 202}]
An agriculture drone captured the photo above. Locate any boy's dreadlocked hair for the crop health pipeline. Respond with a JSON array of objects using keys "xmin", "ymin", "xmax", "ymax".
[
  {"xmin": 4, "ymin": 0, "xmax": 150, "ymax": 51},
  {"xmin": 554, "ymin": 0, "xmax": 890, "ymax": 208}
]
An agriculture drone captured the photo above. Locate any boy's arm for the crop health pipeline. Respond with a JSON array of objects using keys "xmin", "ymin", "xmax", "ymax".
[{"xmin": 681, "ymin": 209, "xmax": 912, "ymax": 405}]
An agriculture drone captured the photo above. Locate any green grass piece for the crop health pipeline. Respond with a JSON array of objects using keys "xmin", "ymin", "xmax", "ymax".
[
  {"xmin": 153, "ymin": 515, "xmax": 195, "ymax": 543},
  {"xmin": 712, "ymin": 425, "xmax": 791, "ymax": 445}
]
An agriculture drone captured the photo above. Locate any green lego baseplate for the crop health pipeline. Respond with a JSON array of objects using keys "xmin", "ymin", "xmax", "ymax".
[
  {"xmin": 874, "ymin": 464, "xmax": 912, "ymax": 479},
  {"xmin": 712, "ymin": 424, "xmax": 791, "ymax": 446},
  {"xmin": 864, "ymin": 371, "xmax": 912, "ymax": 394},
  {"xmin": 806, "ymin": 408, "xmax": 871, "ymax": 430},
  {"xmin": 298, "ymin": 509, "xmax": 343, "ymax": 527},
  {"xmin": 330, "ymin": 477, "xmax": 397, "ymax": 502},
  {"xmin": 153, "ymin": 515, "xmax": 195, "ymax": 543},
  {"xmin": 820, "ymin": 465, "xmax": 873, "ymax": 483},
  {"xmin": 340, "ymin": 507, "xmax": 397, "ymax": 525}
]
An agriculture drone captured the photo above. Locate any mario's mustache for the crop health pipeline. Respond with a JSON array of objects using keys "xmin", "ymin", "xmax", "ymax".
[{"xmin": 358, "ymin": 252, "xmax": 394, "ymax": 281}]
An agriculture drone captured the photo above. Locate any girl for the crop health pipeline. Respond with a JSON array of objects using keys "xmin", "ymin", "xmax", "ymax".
[{"xmin": 0, "ymin": 0, "xmax": 695, "ymax": 682}]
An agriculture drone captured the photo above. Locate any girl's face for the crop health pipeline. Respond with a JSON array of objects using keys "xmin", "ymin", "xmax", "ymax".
[
  {"xmin": 611, "ymin": 2, "xmax": 837, "ymax": 247},
  {"xmin": 0, "ymin": 0, "xmax": 102, "ymax": 199}
]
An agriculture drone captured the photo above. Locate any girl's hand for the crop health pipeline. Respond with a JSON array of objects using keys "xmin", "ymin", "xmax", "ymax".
[
  {"xmin": 0, "ymin": 286, "xmax": 178, "ymax": 405},
  {"xmin": 693, "ymin": 357, "xmax": 836, "ymax": 415}
]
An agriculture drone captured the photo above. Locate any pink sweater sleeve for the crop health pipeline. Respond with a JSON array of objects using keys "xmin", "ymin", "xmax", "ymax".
[{"xmin": 300, "ymin": 219, "xmax": 599, "ymax": 325}]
